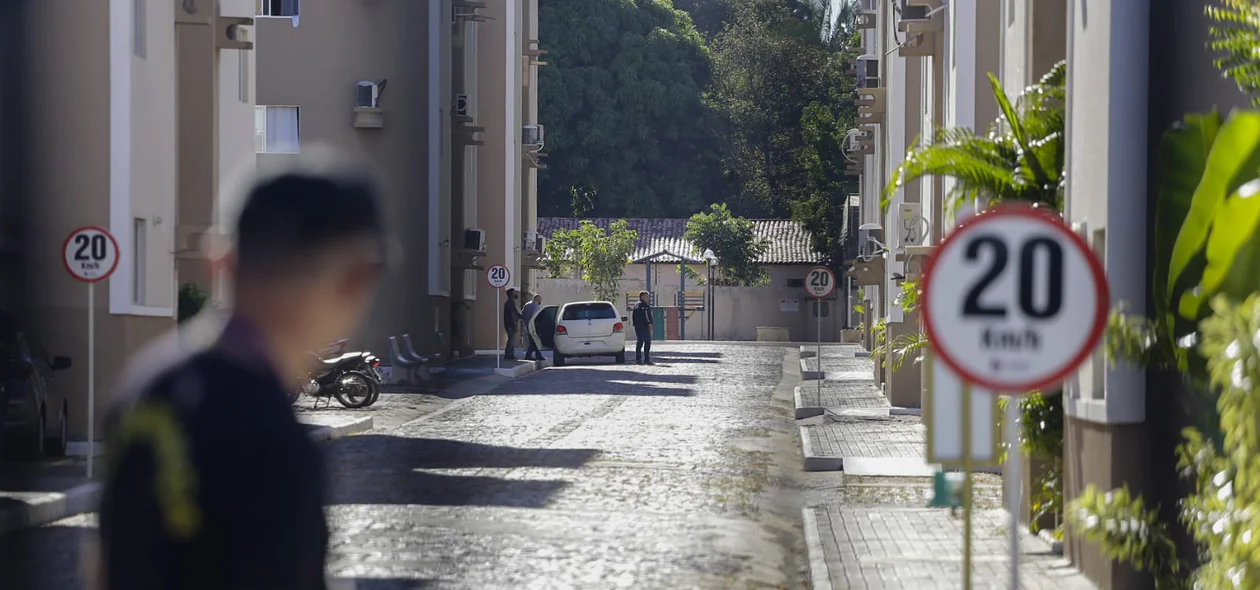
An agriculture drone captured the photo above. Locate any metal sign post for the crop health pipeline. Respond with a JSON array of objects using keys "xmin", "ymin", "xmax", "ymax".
[
  {"xmin": 62, "ymin": 226, "xmax": 120, "ymax": 479},
  {"xmin": 486, "ymin": 264, "xmax": 512, "ymax": 369},
  {"xmin": 920, "ymin": 205, "xmax": 1108, "ymax": 589},
  {"xmin": 804, "ymin": 266, "xmax": 836, "ymax": 404}
]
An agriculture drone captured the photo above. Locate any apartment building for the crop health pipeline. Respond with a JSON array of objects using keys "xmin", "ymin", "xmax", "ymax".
[
  {"xmin": 255, "ymin": 0, "xmax": 543, "ymax": 360},
  {"xmin": 5, "ymin": 0, "xmax": 257, "ymax": 443},
  {"xmin": 857, "ymin": 0, "xmax": 1250, "ymax": 587}
]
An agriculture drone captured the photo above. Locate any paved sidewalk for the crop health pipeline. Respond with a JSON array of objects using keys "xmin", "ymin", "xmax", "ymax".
[{"xmin": 805, "ymin": 504, "xmax": 1095, "ymax": 589}]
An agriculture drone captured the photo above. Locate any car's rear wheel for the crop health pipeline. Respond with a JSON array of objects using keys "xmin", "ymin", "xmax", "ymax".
[
  {"xmin": 615, "ymin": 352, "xmax": 626, "ymax": 364},
  {"xmin": 45, "ymin": 401, "xmax": 67, "ymax": 458}
]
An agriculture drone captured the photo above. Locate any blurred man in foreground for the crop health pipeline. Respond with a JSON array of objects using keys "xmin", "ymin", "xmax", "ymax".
[{"xmin": 93, "ymin": 160, "xmax": 386, "ymax": 590}]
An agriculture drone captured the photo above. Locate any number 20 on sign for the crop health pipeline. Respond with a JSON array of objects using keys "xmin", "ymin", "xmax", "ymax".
[{"xmin": 922, "ymin": 205, "xmax": 1108, "ymax": 393}]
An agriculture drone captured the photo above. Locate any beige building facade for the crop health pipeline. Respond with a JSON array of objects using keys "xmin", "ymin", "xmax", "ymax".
[
  {"xmin": 9, "ymin": 0, "xmax": 257, "ymax": 443},
  {"xmin": 859, "ymin": 0, "xmax": 1253, "ymax": 588},
  {"xmin": 255, "ymin": 0, "xmax": 542, "ymax": 360}
]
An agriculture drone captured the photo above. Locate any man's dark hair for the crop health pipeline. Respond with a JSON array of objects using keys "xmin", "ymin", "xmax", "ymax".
[{"xmin": 235, "ymin": 171, "xmax": 384, "ymax": 278}]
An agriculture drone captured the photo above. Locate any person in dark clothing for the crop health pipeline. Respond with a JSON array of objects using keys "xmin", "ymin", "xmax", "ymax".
[
  {"xmin": 632, "ymin": 290, "xmax": 653, "ymax": 365},
  {"xmin": 503, "ymin": 287, "xmax": 522, "ymax": 360},
  {"xmin": 92, "ymin": 158, "xmax": 386, "ymax": 590}
]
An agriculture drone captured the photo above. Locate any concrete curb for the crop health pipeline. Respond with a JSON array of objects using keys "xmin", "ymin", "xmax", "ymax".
[
  {"xmin": 798, "ymin": 346, "xmax": 817, "ymax": 359},
  {"xmin": 493, "ymin": 359, "xmax": 550, "ymax": 378},
  {"xmin": 306, "ymin": 415, "xmax": 374, "ymax": 442},
  {"xmin": 799, "ymin": 358, "xmax": 823, "ymax": 381},
  {"xmin": 0, "ymin": 480, "xmax": 102, "ymax": 538},
  {"xmin": 793, "ymin": 386, "xmax": 825, "ymax": 419},
  {"xmin": 1037, "ymin": 528, "xmax": 1064, "ymax": 555},
  {"xmin": 801, "ymin": 507, "xmax": 835, "ymax": 590},
  {"xmin": 800, "ymin": 426, "xmax": 842, "ymax": 471}
]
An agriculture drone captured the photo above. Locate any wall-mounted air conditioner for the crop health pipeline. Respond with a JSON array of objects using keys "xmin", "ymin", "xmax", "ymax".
[
  {"xmin": 523, "ymin": 124, "xmax": 545, "ymax": 149},
  {"xmin": 355, "ymin": 80, "xmax": 385, "ymax": 109},
  {"xmin": 463, "ymin": 228, "xmax": 486, "ymax": 252},
  {"xmin": 523, "ymin": 230, "xmax": 539, "ymax": 252},
  {"xmin": 454, "ymin": 94, "xmax": 470, "ymax": 118},
  {"xmin": 899, "ymin": 3, "xmax": 932, "ymax": 22},
  {"xmin": 855, "ymin": 55, "xmax": 880, "ymax": 88}
]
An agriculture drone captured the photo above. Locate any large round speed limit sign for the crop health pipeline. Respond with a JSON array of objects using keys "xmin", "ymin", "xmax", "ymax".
[
  {"xmin": 921, "ymin": 205, "xmax": 1108, "ymax": 393},
  {"xmin": 805, "ymin": 266, "xmax": 837, "ymax": 299},
  {"xmin": 486, "ymin": 264, "xmax": 511, "ymax": 289},
  {"xmin": 62, "ymin": 226, "xmax": 120, "ymax": 283}
]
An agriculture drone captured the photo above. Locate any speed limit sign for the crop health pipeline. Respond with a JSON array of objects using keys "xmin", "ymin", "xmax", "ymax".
[
  {"xmin": 62, "ymin": 226, "xmax": 120, "ymax": 283},
  {"xmin": 921, "ymin": 205, "xmax": 1108, "ymax": 393},
  {"xmin": 486, "ymin": 264, "xmax": 511, "ymax": 289},
  {"xmin": 804, "ymin": 266, "xmax": 836, "ymax": 299}
]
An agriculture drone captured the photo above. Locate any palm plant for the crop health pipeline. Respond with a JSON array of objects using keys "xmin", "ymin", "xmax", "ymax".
[{"xmin": 881, "ymin": 61, "xmax": 1066, "ymax": 215}]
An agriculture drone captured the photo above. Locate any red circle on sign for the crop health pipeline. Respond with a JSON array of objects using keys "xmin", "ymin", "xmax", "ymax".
[
  {"xmin": 919, "ymin": 204, "xmax": 1108, "ymax": 394},
  {"xmin": 62, "ymin": 226, "xmax": 121, "ymax": 284},
  {"xmin": 485, "ymin": 264, "xmax": 511, "ymax": 289}
]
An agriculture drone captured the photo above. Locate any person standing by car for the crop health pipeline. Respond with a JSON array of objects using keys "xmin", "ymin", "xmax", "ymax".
[
  {"xmin": 92, "ymin": 158, "xmax": 387, "ymax": 590},
  {"xmin": 503, "ymin": 288, "xmax": 522, "ymax": 360},
  {"xmin": 521, "ymin": 294, "xmax": 543, "ymax": 361},
  {"xmin": 632, "ymin": 290, "xmax": 653, "ymax": 365}
]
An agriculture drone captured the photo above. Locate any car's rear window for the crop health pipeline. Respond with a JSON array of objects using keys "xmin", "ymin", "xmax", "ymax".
[{"xmin": 562, "ymin": 303, "xmax": 618, "ymax": 321}]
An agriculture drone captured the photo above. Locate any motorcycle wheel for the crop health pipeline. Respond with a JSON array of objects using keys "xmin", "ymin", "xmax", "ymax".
[{"xmin": 333, "ymin": 371, "xmax": 377, "ymax": 409}]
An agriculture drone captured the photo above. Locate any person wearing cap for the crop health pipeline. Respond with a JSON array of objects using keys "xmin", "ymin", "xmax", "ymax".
[
  {"xmin": 94, "ymin": 163, "xmax": 386, "ymax": 590},
  {"xmin": 503, "ymin": 287, "xmax": 523, "ymax": 360},
  {"xmin": 632, "ymin": 290, "xmax": 654, "ymax": 365}
]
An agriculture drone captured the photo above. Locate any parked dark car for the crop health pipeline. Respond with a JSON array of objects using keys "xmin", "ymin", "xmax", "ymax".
[{"xmin": 0, "ymin": 310, "xmax": 72, "ymax": 459}]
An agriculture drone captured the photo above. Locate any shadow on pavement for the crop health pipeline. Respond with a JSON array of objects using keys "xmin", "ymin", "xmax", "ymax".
[
  {"xmin": 481, "ymin": 368, "xmax": 698, "ymax": 397},
  {"xmin": 325, "ymin": 435, "xmax": 597, "ymax": 507},
  {"xmin": 0, "ymin": 523, "xmax": 90, "ymax": 590}
]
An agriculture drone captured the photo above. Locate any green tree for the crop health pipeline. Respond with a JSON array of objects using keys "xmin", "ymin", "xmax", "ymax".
[
  {"xmin": 669, "ymin": 0, "xmax": 735, "ymax": 38},
  {"xmin": 684, "ymin": 203, "xmax": 769, "ymax": 285},
  {"xmin": 707, "ymin": 0, "xmax": 857, "ymax": 217},
  {"xmin": 537, "ymin": 0, "xmax": 727, "ymax": 218},
  {"xmin": 542, "ymin": 220, "xmax": 639, "ymax": 302}
]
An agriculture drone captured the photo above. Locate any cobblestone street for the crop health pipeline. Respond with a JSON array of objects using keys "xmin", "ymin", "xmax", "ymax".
[{"xmin": 1, "ymin": 343, "xmax": 809, "ymax": 589}]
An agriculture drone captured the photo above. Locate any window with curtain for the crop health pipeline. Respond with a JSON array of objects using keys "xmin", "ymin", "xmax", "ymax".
[
  {"xmin": 257, "ymin": 0, "xmax": 299, "ymax": 17},
  {"xmin": 254, "ymin": 106, "xmax": 299, "ymax": 154}
]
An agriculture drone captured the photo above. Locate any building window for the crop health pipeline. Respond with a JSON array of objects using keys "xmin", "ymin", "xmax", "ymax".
[
  {"xmin": 254, "ymin": 106, "xmax": 300, "ymax": 154},
  {"xmin": 237, "ymin": 30, "xmax": 250, "ymax": 103},
  {"xmin": 257, "ymin": 0, "xmax": 299, "ymax": 17},
  {"xmin": 132, "ymin": 218, "xmax": 146, "ymax": 305},
  {"xmin": 134, "ymin": 0, "xmax": 146, "ymax": 58}
]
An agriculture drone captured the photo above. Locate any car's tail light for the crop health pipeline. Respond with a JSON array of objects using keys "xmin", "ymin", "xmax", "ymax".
[
  {"xmin": 613, "ymin": 322, "xmax": 624, "ymax": 333},
  {"xmin": 555, "ymin": 324, "xmax": 567, "ymax": 335}
]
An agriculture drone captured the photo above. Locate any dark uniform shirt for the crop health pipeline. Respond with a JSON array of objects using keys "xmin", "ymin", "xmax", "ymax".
[
  {"xmin": 632, "ymin": 301, "xmax": 652, "ymax": 328},
  {"xmin": 503, "ymin": 299, "xmax": 520, "ymax": 330},
  {"xmin": 98, "ymin": 317, "xmax": 328, "ymax": 590}
]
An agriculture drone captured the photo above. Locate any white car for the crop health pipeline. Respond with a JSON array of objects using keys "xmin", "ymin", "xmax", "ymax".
[{"xmin": 528, "ymin": 300, "xmax": 628, "ymax": 366}]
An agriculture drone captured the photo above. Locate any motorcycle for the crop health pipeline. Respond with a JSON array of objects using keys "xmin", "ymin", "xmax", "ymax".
[{"xmin": 291, "ymin": 340, "xmax": 383, "ymax": 409}]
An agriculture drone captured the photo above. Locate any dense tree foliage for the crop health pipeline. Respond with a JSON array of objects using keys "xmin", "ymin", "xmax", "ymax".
[
  {"xmin": 537, "ymin": 0, "xmax": 727, "ymax": 218},
  {"xmin": 542, "ymin": 220, "xmax": 639, "ymax": 302},
  {"xmin": 537, "ymin": 0, "xmax": 861, "ymax": 263}
]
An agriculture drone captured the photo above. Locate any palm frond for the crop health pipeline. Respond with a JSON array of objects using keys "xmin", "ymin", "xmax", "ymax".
[
  {"xmin": 1207, "ymin": 0, "xmax": 1260, "ymax": 105},
  {"xmin": 891, "ymin": 332, "xmax": 930, "ymax": 371}
]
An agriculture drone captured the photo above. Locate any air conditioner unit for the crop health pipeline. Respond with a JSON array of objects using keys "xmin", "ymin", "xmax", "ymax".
[
  {"xmin": 355, "ymin": 81, "xmax": 381, "ymax": 109},
  {"xmin": 534, "ymin": 235, "xmax": 546, "ymax": 254},
  {"xmin": 855, "ymin": 55, "xmax": 879, "ymax": 82},
  {"xmin": 899, "ymin": 3, "xmax": 932, "ymax": 22},
  {"xmin": 454, "ymin": 94, "xmax": 470, "ymax": 117},
  {"xmin": 522, "ymin": 124, "xmax": 545, "ymax": 149},
  {"xmin": 463, "ymin": 228, "xmax": 486, "ymax": 252},
  {"xmin": 523, "ymin": 230, "xmax": 539, "ymax": 252}
]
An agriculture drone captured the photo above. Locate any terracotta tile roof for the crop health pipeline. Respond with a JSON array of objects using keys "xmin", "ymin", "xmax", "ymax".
[{"xmin": 535, "ymin": 218, "xmax": 822, "ymax": 265}]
